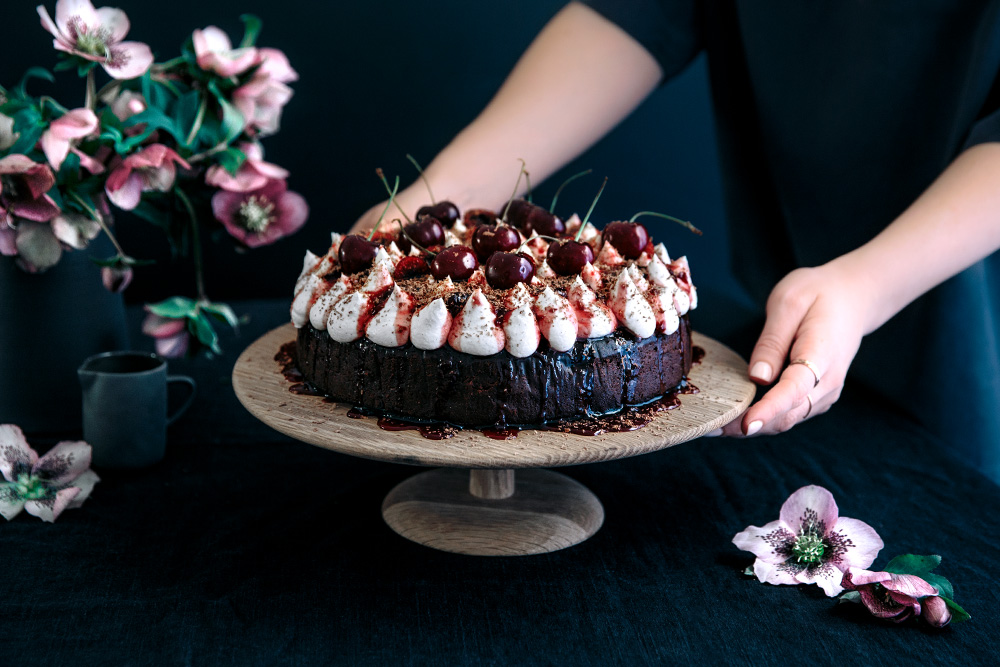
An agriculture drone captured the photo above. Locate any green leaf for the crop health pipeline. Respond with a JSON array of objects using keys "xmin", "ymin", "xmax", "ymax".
[
  {"xmin": 15, "ymin": 67, "xmax": 54, "ymax": 98},
  {"xmin": 53, "ymin": 59, "xmax": 78, "ymax": 73},
  {"xmin": 174, "ymin": 91, "xmax": 202, "ymax": 147},
  {"xmin": 188, "ymin": 311, "xmax": 222, "ymax": 354},
  {"xmin": 214, "ymin": 147, "xmax": 247, "ymax": 175},
  {"xmin": 76, "ymin": 61, "xmax": 97, "ymax": 77},
  {"xmin": 921, "ymin": 573, "xmax": 955, "ymax": 600},
  {"xmin": 9, "ymin": 125, "xmax": 44, "ymax": 156},
  {"xmin": 239, "ymin": 14, "xmax": 263, "ymax": 48},
  {"xmin": 941, "ymin": 597, "xmax": 971, "ymax": 623},
  {"xmin": 884, "ymin": 554, "xmax": 942, "ymax": 576},
  {"xmin": 100, "ymin": 108, "xmax": 125, "ymax": 133},
  {"xmin": 207, "ymin": 80, "xmax": 245, "ymax": 144},
  {"xmin": 838, "ymin": 591, "xmax": 862, "ymax": 604},
  {"xmin": 147, "ymin": 296, "xmax": 199, "ymax": 319},
  {"xmin": 201, "ymin": 301, "xmax": 240, "ymax": 330}
]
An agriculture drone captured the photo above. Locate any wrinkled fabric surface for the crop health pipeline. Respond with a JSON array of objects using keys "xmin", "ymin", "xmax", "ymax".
[
  {"xmin": 581, "ymin": 0, "xmax": 1000, "ymax": 482},
  {"xmin": 1, "ymin": 299, "xmax": 997, "ymax": 665}
]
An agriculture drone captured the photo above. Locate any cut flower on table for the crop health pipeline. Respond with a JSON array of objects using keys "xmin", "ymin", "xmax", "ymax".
[
  {"xmin": 0, "ymin": 424, "xmax": 99, "ymax": 522},
  {"xmin": 733, "ymin": 484, "xmax": 884, "ymax": 596}
]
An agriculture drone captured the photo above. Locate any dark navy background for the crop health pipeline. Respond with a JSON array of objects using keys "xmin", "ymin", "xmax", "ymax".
[{"xmin": 1, "ymin": 0, "xmax": 746, "ymax": 306}]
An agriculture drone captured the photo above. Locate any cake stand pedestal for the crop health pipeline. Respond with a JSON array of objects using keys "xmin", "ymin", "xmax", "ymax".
[{"xmin": 233, "ymin": 324, "xmax": 755, "ymax": 556}]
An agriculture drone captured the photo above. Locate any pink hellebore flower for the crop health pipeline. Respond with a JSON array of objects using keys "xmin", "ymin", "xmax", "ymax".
[
  {"xmin": 105, "ymin": 144, "xmax": 191, "ymax": 211},
  {"xmin": 733, "ymin": 485, "xmax": 884, "ymax": 597},
  {"xmin": 841, "ymin": 568, "xmax": 940, "ymax": 623},
  {"xmin": 192, "ymin": 26, "xmax": 258, "ymax": 77},
  {"xmin": 0, "ymin": 154, "xmax": 60, "ymax": 225},
  {"xmin": 0, "ymin": 424, "xmax": 100, "ymax": 522},
  {"xmin": 142, "ymin": 312, "xmax": 189, "ymax": 358},
  {"xmin": 212, "ymin": 178, "xmax": 308, "ymax": 248},
  {"xmin": 204, "ymin": 142, "xmax": 288, "ymax": 193},
  {"xmin": 110, "ymin": 89, "xmax": 146, "ymax": 122},
  {"xmin": 233, "ymin": 48, "xmax": 298, "ymax": 136},
  {"xmin": 37, "ymin": 0, "xmax": 153, "ymax": 80},
  {"xmin": 40, "ymin": 107, "xmax": 99, "ymax": 170}
]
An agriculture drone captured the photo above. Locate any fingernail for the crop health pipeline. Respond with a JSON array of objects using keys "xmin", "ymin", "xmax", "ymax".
[
  {"xmin": 749, "ymin": 361, "xmax": 773, "ymax": 383},
  {"xmin": 704, "ymin": 428, "xmax": 723, "ymax": 438},
  {"xmin": 746, "ymin": 420, "xmax": 763, "ymax": 436}
]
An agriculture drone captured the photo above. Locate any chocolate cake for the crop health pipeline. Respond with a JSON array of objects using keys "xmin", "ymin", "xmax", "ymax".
[{"xmin": 290, "ymin": 201, "xmax": 698, "ymax": 428}]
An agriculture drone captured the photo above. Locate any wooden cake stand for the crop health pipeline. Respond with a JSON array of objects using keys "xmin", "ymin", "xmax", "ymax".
[{"xmin": 233, "ymin": 323, "xmax": 755, "ymax": 556}]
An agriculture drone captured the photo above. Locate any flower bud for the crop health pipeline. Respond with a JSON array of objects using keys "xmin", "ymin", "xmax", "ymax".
[
  {"xmin": 921, "ymin": 595, "xmax": 952, "ymax": 628},
  {"xmin": 101, "ymin": 264, "xmax": 133, "ymax": 293}
]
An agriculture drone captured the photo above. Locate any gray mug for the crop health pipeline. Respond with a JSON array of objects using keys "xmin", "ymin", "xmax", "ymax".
[{"xmin": 78, "ymin": 351, "xmax": 196, "ymax": 468}]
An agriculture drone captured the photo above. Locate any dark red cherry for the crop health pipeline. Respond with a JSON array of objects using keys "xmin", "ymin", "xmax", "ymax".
[
  {"xmin": 504, "ymin": 199, "xmax": 534, "ymax": 229},
  {"xmin": 485, "ymin": 252, "xmax": 535, "ymax": 289},
  {"xmin": 463, "ymin": 208, "xmax": 497, "ymax": 228},
  {"xmin": 471, "ymin": 223, "xmax": 521, "ymax": 263},
  {"xmin": 546, "ymin": 239, "xmax": 595, "ymax": 276},
  {"xmin": 430, "ymin": 246, "xmax": 478, "ymax": 282},
  {"xmin": 370, "ymin": 230, "xmax": 410, "ymax": 254},
  {"xmin": 525, "ymin": 207, "xmax": 565, "ymax": 237},
  {"xmin": 416, "ymin": 201, "xmax": 460, "ymax": 229},
  {"xmin": 602, "ymin": 221, "xmax": 649, "ymax": 259},
  {"xmin": 404, "ymin": 216, "xmax": 445, "ymax": 248},
  {"xmin": 393, "ymin": 256, "xmax": 431, "ymax": 280},
  {"xmin": 338, "ymin": 234, "xmax": 379, "ymax": 274}
]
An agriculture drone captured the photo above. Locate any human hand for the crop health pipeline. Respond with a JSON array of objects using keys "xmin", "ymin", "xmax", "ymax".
[{"xmin": 715, "ymin": 260, "xmax": 870, "ymax": 437}]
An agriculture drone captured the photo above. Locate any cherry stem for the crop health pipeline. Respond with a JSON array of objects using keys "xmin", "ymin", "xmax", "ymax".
[
  {"xmin": 516, "ymin": 234, "xmax": 560, "ymax": 255},
  {"xmin": 501, "ymin": 159, "xmax": 527, "ymax": 222},
  {"xmin": 376, "ymin": 167, "xmax": 412, "ymax": 225},
  {"xmin": 549, "ymin": 168, "xmax": 592, "ymax": 214},
  {"xmin": 524, "ymin": 171, "xmax": 533, "ymax": 204},
  {"xmin": 370, "ymin": 173, "xmax": 399, "ymax": 241},
  {"xmin": 629, "ymin": 211, "xmax": 703, "ymax": 236},
  {"xmin": 576, "ymin": 176, "xmax": 608, "ymax": 242},
  {"xmin": 405, "ymin": 153, "xmax": 435, "ymax": 204}
]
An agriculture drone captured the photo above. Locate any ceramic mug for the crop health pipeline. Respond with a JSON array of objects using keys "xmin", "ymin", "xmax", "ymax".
[{"xmin": 78, "ymin": 351, "xmax": 196, "ymax": 468}]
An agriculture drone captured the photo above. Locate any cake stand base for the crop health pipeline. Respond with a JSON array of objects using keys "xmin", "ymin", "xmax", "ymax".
[{"xmin": 381, "ymin": 468, "xmax": 604, "ymax": 556}]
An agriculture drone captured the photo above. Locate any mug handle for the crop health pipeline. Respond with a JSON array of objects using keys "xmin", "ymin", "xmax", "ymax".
[{"xmin": 166, "ymin": 375, "xmax": 197, "ymax": 426}]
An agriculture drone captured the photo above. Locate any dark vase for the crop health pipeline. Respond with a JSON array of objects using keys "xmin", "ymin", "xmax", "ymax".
[{"xmin": 0, "ymin": 237, "xmax": 129, "ymax": 436}]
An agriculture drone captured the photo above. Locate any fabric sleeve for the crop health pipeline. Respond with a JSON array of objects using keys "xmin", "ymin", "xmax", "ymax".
[
  {"xmin": 577, "ymin": 0, "xmax": 704, "ymax": 82},
  {"xmin": 963, "ymin": 81, "xmax": 1000, "ymax": 150}
]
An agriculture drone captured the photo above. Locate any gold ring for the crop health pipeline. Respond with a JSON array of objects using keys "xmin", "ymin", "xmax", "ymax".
[
  {"xmin": 803, "ymin": 394, "xmax": 813, "ymax": 419},
  {"xmin": 790, "ymin": 358, "xmax": 821, "ymax": 387}
]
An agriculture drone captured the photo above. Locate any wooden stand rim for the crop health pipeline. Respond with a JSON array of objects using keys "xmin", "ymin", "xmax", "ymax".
[{"xmin": 232, "ymin": 323, "xmax": 755, "ymax": 469}]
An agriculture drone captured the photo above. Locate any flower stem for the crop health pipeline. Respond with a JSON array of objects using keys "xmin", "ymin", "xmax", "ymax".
[
  {"xmin": 84, "ymin": 69, "xmax": 96, "ymax": 111},
  {"xmin": 185, "ymin": 97, "xmax": 207, "ymax": 147},
  {"xmin": 187, "ymin": 142, "xmax": 228, "ymax": 164},
  {"xmin": 69, "ymin": 191, "xmax": 127, "ymax": 257},
  {"xmin": 174, "ymin": 187, "xmax": 207, "ymax": 301}
]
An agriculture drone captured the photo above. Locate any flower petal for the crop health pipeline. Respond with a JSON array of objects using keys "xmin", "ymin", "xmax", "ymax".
[
  {"xmin": 33, "ymin": 440, "xmax": 92, "ymax": 486},
  {"xmin": 40, "ymin": 130, "xmax": 71, "ymax": 170},
  {"xmin": 0, "ymin": 424, "xmax": 38, "ymax": 482},
  {"xmin": 103, "ymin": 41, "xmax": 153, "ymax": 79},
  {"xmin": 65, "ymin": 469, "xmax": 100, "ymax": 508},
  {"xmin": 827, "ymin": 516, "xmax": 883, "ymax": 569},
  {"xmin": 0, "ymin": 485, "xmax": 26, "ymax": 520},
  {"xmin": 193, "ymin": 26, "xmax": 233, "ymax": 54},
  {"xmin": 752, "ymin": 558, "xmax": 801, "ymax": 586},
  {"xmin": 779, "ymin": 484, "xmax": 839, "ymax": 536},
  {"xmin": 51, "ymin": 212, "xmax": 100, "ymax": 249},
  {"xmin": 857, "ymin": 585, "xmax": 911, "ymax": 619},
  {"xmin": 55, "ymin": 0, "xmax": 99, "ymax": 33},
  {"xmin": 37, "ymin": 5, "xmax": 64, "ymax": 40},
  {"xmin": 25, "ymin": 486, "xmax": 80, "ymax": 522},
  {"xmin": 843, "ymin": 568, "xmax": 891, "ymax": 588},
  {"xmin": 15, "ymin": 221, "xmax": 63, "ymax": 272},
  {"xmin": 107, "ymin": 172, "xmax": 143, "ymax": 210},
  {"xmin": 732, "ymin": 519, "xmax": 795, "ymax": 564},
  {"xmin": 882, "ymin": 573, "xmax": 939, "ymax": 598},
  {"xmin": 10, "ymin": 194, "xmax": 61, "ymax": 223},
  {"xmin": 0, "ymin": 226, "xmax": 17, "ymax": 256},
  {"xmin": 94, "ymin": 6, "xmax": 129, "ymax": 42},
  {"xmin": 794, "ymin": 563, "xmax": 845, "ymax": 597}
]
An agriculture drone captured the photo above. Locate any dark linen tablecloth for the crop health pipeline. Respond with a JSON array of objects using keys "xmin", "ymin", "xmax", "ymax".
[{"xmin": 2, "ymin": 297, "xmax": 998, "ymax": 666}]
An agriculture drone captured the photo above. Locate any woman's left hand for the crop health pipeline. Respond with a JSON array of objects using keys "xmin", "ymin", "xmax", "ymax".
[{"xmin": 716, "ymin": 259, "xmax": 869, "ymax": 437}]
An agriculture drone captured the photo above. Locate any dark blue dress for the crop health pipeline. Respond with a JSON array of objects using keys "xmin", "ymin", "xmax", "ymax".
[{"xmin": 582, "ymin": 0, "xmax": 1000, "ymax": 482}]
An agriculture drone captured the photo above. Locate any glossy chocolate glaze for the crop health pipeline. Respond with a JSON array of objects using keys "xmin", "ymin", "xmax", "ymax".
[{"xmin": 294, "ymin": 315, "xmax": 692, "ymax": 428}]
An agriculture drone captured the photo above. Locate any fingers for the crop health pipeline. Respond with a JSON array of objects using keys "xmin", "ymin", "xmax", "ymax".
[{"xmin": 748, "ymin": 279, "xmax": 815, "ymax": 384}]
